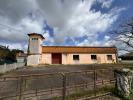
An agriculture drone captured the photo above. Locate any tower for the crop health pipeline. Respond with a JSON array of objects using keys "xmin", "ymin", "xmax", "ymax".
[{"xmin": 27, "ymin": 33, "xmax": 44, "ymax": 66}]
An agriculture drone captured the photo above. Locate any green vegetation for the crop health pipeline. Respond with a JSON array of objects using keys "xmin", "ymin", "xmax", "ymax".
[
  {"xmin": 126, "ymin": 66, "xmax": 133, "ymax": 70},
  {"xmin": 113, "ymin": 88, "xmax": 133, "ymax": 100}
]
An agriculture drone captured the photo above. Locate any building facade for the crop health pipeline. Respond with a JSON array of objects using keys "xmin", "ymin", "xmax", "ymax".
[
  {"xmin": 27, "ymin": 33, "xmax": 118, "ymax": 66},
  {"xmin": 16, "ymin": 52, "xmax": 27, "ymax": 63}
]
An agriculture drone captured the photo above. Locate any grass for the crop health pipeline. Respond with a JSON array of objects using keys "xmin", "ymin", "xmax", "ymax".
[
  {"xmin": 114, "ymin": 63, "xmax": 133, "ymax": 71},
  {"xmin": 126, "ymin": 66, "xmax": 133, "ymax": 70}
]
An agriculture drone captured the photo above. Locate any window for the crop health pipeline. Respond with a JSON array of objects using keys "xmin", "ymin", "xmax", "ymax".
[
  {"xmin": 91, "ymin": 55, "xmax": 97, "ymax": 60},
  {"xmin": 73, "ymin": 55, "xmax": 79, "ymax": 60},
  {"xmin": 107, "ymin": 55, "xmax": 112, "ymax": 60},
  {"xmin": 32, "ymin": 38, "xmax": 38, "ymax": 40}
]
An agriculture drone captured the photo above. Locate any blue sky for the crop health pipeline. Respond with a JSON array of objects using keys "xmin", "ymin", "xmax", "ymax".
[{"xmin": 0, "ymin": 0, "xmax": 132, "ymax": 54}]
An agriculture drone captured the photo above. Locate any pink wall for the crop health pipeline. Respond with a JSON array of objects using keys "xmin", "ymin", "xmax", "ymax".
[
  {"xmin": 40, "ymin": 53, "xmax": 117, "ymax": 65},
  {"xmin": 65, "ymin": 53, "xmax": 116, "ymax": 64},
  {"xmin": 40, "ymin": 53, "xmax": 51, "ymax": 64}
]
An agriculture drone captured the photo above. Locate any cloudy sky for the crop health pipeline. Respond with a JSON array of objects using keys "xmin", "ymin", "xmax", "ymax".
[{"xmin": 0, "ymin": 0, "xmax": 133, "ymax": 53}]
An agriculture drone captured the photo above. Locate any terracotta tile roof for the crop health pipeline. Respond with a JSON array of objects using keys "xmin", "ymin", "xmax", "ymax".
[
  {"xmin": 28, "ymin": 33, "xmax": 45, "ymax": 39},
  {"xmin": 42, "ymin": 46, "xmax": 117, "ymax": 54}
]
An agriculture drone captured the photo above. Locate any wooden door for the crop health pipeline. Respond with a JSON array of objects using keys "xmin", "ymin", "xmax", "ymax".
[{"xmin": 52, "ymin": 53, "xmax": 62, "ymax": 64}]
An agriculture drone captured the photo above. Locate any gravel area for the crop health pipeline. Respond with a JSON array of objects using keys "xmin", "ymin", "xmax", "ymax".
[{"xmin": 2, "ymin": 64, "xmax": 124, "ymax": 76}]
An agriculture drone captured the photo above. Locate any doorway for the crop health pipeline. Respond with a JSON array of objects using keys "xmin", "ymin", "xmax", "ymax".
[{"xmin": 52, "ymin": 53, "xmax": 62, "ymax": 64}]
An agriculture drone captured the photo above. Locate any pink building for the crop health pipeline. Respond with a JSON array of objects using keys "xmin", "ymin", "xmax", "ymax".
[{"xmin": 27, "ymin": 33, "xmax": 118, "ymax": 66}]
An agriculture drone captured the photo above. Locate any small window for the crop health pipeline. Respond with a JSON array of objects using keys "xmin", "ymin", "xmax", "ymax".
[
  {"xmin": 73, "ymin": 55, "xmax": 79, "ymax": 60},
  {"xmin": 91, "ymin": 55, "xmax": 97, "ymax": 60},
  {"xmin": 32, "ymin": 38, "xmax": 38, "ymax": 40},
  {"xmin": 107, "ymin": 55, "xmax": 112, "ymax": 60}
]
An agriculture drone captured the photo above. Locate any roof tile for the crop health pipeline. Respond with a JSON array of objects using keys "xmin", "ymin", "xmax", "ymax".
[{"xmin": 42, "ymin": 46, "xmax": 117, "ymax": 54}]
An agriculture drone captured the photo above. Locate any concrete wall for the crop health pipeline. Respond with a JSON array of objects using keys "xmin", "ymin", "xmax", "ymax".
[
  {"xmin": 27, "ymin": 55, "xmax": 40, "ymax": 66},
  {"xmin": 16, "ymin": 57, "xmax": 26, "ymax": 63},
  {"xmin": 40, "ymin": 53, "xmax": 116, "ymax": 65},
  {"xmin": 29, "ymin": 35, "xmax": 42, "ymax": 54},
  {"xmin": 0, "ymin": 63, "xmax": 25, "ymax": 73}
]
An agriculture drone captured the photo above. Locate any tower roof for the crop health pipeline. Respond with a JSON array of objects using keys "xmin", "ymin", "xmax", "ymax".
[{"xmin": 28, "ymin": 33, "xmax": 45, "ymax": 39}]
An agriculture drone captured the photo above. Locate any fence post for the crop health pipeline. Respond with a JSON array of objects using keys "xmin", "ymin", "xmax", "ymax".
[
  {"xmin": 94, "ymin": 70, "xmax": 96, "ymax": 96},
  {"xmin": 61, "ymin": 73, "xmax": 66, "ymax": 100},
  {"xmin": 19, "ymin": 76, "xmax": 23, "ymax": 100}
]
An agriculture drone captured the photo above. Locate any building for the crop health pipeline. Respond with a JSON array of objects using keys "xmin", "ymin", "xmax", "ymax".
[
  {"xmin": 27, "ymin": 33, "xmax": 118, "ymax": 66},
  {"xmin": 16, "ymin": 52, "xmax": 27, "ymax": 63}
]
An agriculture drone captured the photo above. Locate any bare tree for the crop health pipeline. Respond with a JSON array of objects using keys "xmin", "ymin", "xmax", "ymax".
[{"xmin": 111, "ymin": 18, "xmax": 133, "ymax": 53}]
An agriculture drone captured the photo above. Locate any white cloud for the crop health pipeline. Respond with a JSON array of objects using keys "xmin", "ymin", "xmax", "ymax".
[
  {"xmin": 0, "ymin": 0, "xmax": 37, "ymax": 24},
  {"xmin": 0, "ymin": 42, "xmax": 27, "ymax": 51},
  {"xmin": 77, "ymin": 35, "xmax": 116, "ymax": 47},
  {"xmin": 43, "ymin": 31, "xmax": 54, "ymax": 45},
  {"xmin": 98, "ymin": 0, "xmax": 114, "ymax": 8},
  {"xmin": 0, "ymin": 0, "xmax": 125, "ymax": 51},
  {"xmin": 40, "ymin": 0, "xmax": 123, "ymax": 45},
  {"xmin": 104, "ymin": 35, "xmax": 110, "ymax": 41},
  {"xmin": 0, "ymin": 15, "xmax": 44, "ymax": 42},
  {"xmin": 77, "ymin": 39, "xmax": 101, "ymax": 46}
]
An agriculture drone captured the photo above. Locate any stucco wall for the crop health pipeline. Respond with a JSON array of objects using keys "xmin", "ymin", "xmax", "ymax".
[
  {"xmin": 29, "ymin": 35, "xmax": 42, "ymax": 54},
  {"xmin": 40, "ymin": 53, "xmax": 116, "ymax": 65},
  {"xmin": 65, "ymin": 53, "xmax": 116, "ymax": 64},
  {"xmin": 40, "ymin": 53, "xmax": 51, "ymax": 64},
  {"xmin": 62, "ymin": 54, "xmax": 67, "ymax": 64},
  {"xmin": 27, "ymin": 55, "xmax": 40, "ymax": 66}
]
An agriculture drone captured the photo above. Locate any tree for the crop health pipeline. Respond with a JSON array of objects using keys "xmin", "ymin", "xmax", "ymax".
[
  {"xmin": 6, "ymin": 49, "xmax": 24, "ymax": 62},
  {"xmin": 111, "ymin": 18, "xmax": 133, "ymax": 53},
  {"xmin": 0, "ymin": 45, "xmax": 24, "ymax": 63},
  {"xmin": 0, "ymin": 45, "xmax": 10, "ymax": 60}
]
